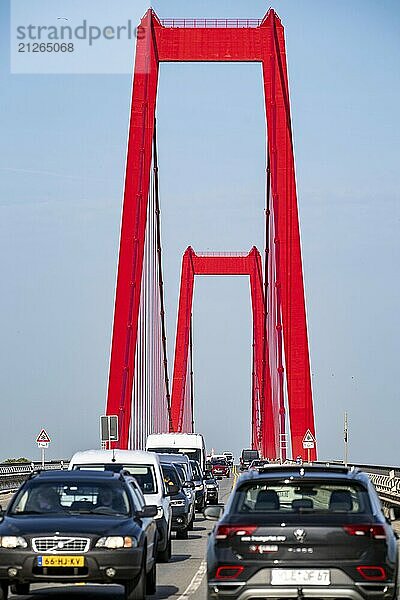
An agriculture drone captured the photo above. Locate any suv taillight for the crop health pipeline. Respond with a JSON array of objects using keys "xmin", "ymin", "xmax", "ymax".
[
  {"xmin": 357, "ymin": 566, "xmax": 387, "ymax": 581},
  {"xmin": 343, "ymin": 525, "xmax": 386, "ymax": 540},
  {"xmin": 215, "ymin": 566, "xmax": 244, "ymax": 580},
  {"xmin": 215, "ymin": 525, "xmax": 257, "ymax": 540}
]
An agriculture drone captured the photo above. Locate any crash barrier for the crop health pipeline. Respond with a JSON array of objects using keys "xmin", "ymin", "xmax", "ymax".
[
  {"xmin": 313, "ymin": 461, "xmax": 400, "ymax": 516},
  {"xmin": 0, "ymin": 461, "xmax": 69, "ymax": 494}
]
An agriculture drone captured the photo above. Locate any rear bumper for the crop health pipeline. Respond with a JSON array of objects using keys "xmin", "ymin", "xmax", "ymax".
[
  {"xmin": 208, "ymin": 567, "xmax": 396, "ymax": 600},
  {"xmin": 0, "ymin": 549, "xmax": 143, "ymax": 585},
  {"xmin": 212, "ymin": 470, "xmax": 229, "ymax": 478},
  {"xmin": 208, "ymin": 583, "xmax": 396, "ymax": 600}
]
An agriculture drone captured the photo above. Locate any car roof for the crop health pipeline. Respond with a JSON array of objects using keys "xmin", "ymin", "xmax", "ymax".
[
  {"xmin": 236, "ymin": 464, "xmax": 369, "ymax": 484},
  {"xmin": 70, "ymin": 449, "xmax": 161, "ymax": 466},
  {"xmin": 156, "ymin": 453, "xmax": 190, "ymax": 463},
  {"xmin": 31, "ymin": 469, "xmax": 125, "ymax": 482}
]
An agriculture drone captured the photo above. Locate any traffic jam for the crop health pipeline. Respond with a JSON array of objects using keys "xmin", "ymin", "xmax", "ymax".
[{"xmin": 0, "ymin": 434, "xmax": 398, "ymax": 600}]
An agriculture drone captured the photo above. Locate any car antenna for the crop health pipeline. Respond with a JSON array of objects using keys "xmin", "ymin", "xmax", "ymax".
[{"xmin": 111, "ymin": 448, "xmax": 116, "ymax": 463}]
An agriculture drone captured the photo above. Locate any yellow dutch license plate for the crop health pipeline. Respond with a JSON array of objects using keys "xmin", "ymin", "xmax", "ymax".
[{"xmin": 38, "ymin": 555, "xmax": 84, "ymax": 567}]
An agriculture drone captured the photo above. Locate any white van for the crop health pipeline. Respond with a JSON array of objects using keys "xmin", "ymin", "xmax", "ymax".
[
  {"xmin": 69, "ymin": 449, "xmax": 173, "ymax": 562},
  {"xmin": 146, "ymin": 433, "xmax": 206, "ymax": 472}
]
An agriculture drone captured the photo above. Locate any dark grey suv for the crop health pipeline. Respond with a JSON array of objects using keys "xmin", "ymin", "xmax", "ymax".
[{"xmin": 205, "ymin": 465, "xmax": 398, "ymax": 600}]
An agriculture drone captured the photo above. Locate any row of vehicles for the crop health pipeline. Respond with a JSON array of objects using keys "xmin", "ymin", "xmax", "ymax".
[
  {"xmin": 206, "ymin": 451, "xmax": 235, "ymax": 479},
  {"xmin": 0, "ymin": 432, "xmax": 219, "ymax": 599}
]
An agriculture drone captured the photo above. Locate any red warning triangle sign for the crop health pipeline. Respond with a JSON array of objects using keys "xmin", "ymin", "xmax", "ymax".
[
  {"xmin": 36, "ymin": 429, "xmax": 51, "ymax": 443},
  {"xmin": 302, "ymin": 429, "xmax": 315, "ymax": 443}
]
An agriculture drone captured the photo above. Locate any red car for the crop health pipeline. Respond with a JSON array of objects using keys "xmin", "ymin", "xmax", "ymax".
[{"xmin": 210, "ymin": 457, "xmax": 230, "ymax": 478}]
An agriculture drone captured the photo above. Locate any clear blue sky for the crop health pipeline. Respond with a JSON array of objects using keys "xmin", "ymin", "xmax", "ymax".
[{"xmin": 0, "ymin": 1, "xmax": 399, "ymax": 463}]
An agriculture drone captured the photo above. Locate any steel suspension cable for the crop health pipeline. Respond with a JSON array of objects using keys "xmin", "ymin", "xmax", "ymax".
[
  {"xmin": 262, "ymin": 152, "xmax": 271, "ymax": 455},
  {"xmin": 189, "ymin": 313, "xmax": 195, "ymax": 432},
  {"xmin": 152, "ymin": 119, "xmax": 172, "ymax": 430}
]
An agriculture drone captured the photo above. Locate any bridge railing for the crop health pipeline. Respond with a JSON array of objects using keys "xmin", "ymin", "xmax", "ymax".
[
  {"xmin": 266, "ymin": 459, "xmax": 400, "ymax": 513},
  {"xmin": 2, "ymin": 460, "xmax": 400, "ymax": 512},
  {"xmin": 348, "ymin": 463, "xmax": 400, "ymax": 509},
  {"xmin": 160, "ymin": 19, "xmax": 262, "ymax": 29},
  {"xmin": 0, "ymin": 461, "xmax": 69, "ymax": 495},
  {"xmin": 309, "ymin": 461, "xmax": 400, "ymax": 511}
]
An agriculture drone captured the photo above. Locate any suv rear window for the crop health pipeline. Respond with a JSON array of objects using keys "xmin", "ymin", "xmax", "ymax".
[
  {"xmin": 74, "ymin": 463, "xmax": 157, "ymax": 494},
  {"xmin": 211, "ymin": 457, "xmax": 227, "ymax": 465},
  {"xmin": 242, "ymin": 450, "xmax": 258, "ymax": 461},
  {"xmin": 233, "ymin": 480, "xmax": 372, "ymax": 516}
]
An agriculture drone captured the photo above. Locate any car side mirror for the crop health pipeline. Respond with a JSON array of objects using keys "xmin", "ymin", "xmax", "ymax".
[
  {"xmin": 183, "ymin": 481, "xmax": 195, "ymax": 489},
  {"xmin": 136, "ymin": 505, "xmax": 158, "ymax": 519},
  {"xmin": 204, "ymin": 505, "xmax": 224, "ymax": 521},
  {"xmin": 166, "ymin": 484, "xmax": 180, "ymax": 496},
  {"xmin": 0, "ymin": 507, "xmax": 4, "ymax": 521}
]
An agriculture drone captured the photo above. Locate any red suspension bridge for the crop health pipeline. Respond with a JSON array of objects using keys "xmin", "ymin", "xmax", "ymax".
[{"xmin": 105, "ymin": 9, "xmax": 316, "ymax": 461}]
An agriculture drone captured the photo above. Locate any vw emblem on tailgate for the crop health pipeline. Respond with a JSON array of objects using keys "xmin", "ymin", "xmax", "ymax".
[{"xmin": 293, "ymin": 529, "xmax": 306, "ymax": 542}]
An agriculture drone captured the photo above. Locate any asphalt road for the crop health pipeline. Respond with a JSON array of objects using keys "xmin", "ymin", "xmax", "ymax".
[{"xmin": 7, "ymin": 477, "xmax": 234, "ymax": 600}]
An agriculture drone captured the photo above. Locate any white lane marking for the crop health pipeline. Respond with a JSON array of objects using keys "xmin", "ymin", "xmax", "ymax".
[{"xmin": 176, "ymin": 559, "xmax": 207, "ymax": 600}]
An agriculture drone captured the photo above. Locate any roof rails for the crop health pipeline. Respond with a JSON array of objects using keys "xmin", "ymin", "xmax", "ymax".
[
  {"xmin": 256, "ymin": 464, "xmax": 358, "ymax": 475},
  {"xmin": 119, "ymin": 469, "xmax": 134, "ymax": 480}
]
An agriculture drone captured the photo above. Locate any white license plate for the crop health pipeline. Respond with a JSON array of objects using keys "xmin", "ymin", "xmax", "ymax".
[{"xmin": 271, "ymin": 569, "xmax": 330, "ymax": 586}]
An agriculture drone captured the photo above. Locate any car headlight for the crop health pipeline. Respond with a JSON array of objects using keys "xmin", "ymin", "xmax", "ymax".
[
  {"xmin": 95, "ymin": 536, "xmax": 137, "ymax": 549},
  {"xmin": 0, "ymin": 536, "xmax": 28, "ymax": 549},
  {"xmin": 170, "ymin": 499, "xmax": 186, "ymax": 507},
  {"xmin": 155, "ymin": 506, "xmax": 164, "ymax": 519}
]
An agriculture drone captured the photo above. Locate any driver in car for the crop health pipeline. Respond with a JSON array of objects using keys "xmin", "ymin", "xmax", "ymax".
[
  {"xmin": 96, "ymin": 487, "xmax": 126, "ymax": 512},
  {"xmin": 29, "ymin": 487, "xmax": 62, "ymax": 512}
]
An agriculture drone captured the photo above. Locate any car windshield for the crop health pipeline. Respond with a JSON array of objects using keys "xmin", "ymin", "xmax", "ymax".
[
  {"xmin": 162, "ymin": 465, "xmax": 181, "ymax": 487},
  {"xmin": 9, "ymin": 481, "xmax": 131, "ymax": 517},
  {"xmin": 190, "ymin": 461, "xmax": 202, "ymax": 479},
  {"xmin": 232, "ymin": 480, "xmax": 372, "ymax": 518},
  {"xmin": 74, "ymin": 463, "xmax": 157, "ymax": 494},
  {"xmin": 148, "ymin": 447, "xmax": 202, "ymax": 464},
  {"xmin": 173, "ymin": 463, "xmax": 187, "ymax": 482}
]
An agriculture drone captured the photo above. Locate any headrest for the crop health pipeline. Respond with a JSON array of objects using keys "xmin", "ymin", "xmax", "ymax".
[
  {"xmin": 292, "ymin": 498, "xmax": 314, "ymax": 511},
  {"xmin": 329, "ymin": 490, "xmax": 353, "ymax": 512},
  {"xmin": 255, "ymin": 489, "xmax": 280, "ymax": 510}
]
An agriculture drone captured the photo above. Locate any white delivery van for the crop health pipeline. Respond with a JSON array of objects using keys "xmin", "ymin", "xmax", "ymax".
[
  {"xmin": 146, "ymin": 433, "xmax": 206, "ymax": 472},
  {"xmin": 69, "ymin": 449, "xmax": 173, "ymax": 562}
]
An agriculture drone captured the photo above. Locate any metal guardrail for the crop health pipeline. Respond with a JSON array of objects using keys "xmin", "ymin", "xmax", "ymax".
[
  {"xmin": 0, "ymin": 461, "xmax": 69, "ymax": 495},
  {"xmin": 248, "ymin": 459, "xmax": 400, "ymax": 514},
  {"xmin": 314, "ymin": 461, "xmax": 400, "ymax": 513},
  {"xmin": 1, "ymin": 459, "xmax": 399, "ymax": 514},
  {"xmin": 160, "ymin": 19, "xmax": 262, "ymax": 29},
  {"xmin": 348, "ymin": 463, "xmax": 400, "ymax": 510}
]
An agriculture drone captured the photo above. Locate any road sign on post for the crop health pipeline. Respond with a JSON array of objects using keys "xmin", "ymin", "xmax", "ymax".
[
  {"xmin": 36, "ymin": 429, "xmax": 51, "ymax": 468},
  {"xmin": 302, "ymin": 429, "xmax": 316, "ymax": 463},
  {"xmin": 100, "ymin": 415, "xmax": 118, "ymax": 449}
]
